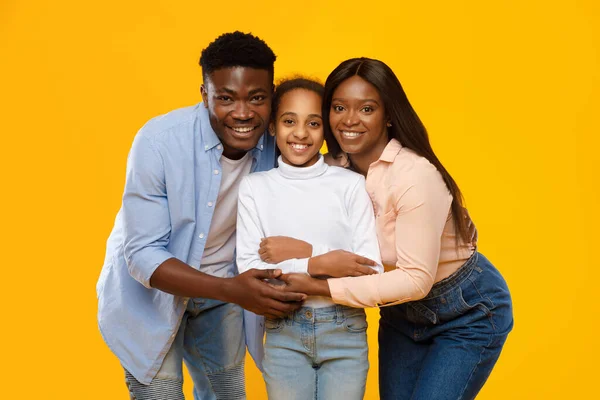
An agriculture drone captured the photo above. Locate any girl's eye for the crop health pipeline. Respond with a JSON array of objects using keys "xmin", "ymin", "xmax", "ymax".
[
  {"xmin": 283, "ymin": 119, "xmax": 295, "ymax": 125},
  {"xmin": 308, "ymin": 121, "xmax": 321, "ymax": 127},
  {"xmin": 333, "ymin": 105, "xmax": 345, "ymax": 112},
  {"xmin": 362, "ymin": 106, "xmax": 373, "ymax": 112}
]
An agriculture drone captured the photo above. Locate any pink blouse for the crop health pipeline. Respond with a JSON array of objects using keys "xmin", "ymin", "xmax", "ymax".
[{"xmin": 327, "ymin": 139, "xmax": 475, "ymax": 307}]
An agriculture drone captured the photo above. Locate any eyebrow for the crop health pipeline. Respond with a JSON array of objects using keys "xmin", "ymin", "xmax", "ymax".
[
  {"xmin": 279, "ymin": 112, "xmax": 322, "ymax": 119},
  {"xmin": 332, "ymin": 97, "xmax": 380, "ymax": 105},
  {"xmin": 216, "ymin": 87, "xmax": 268, "ymax": 96}
]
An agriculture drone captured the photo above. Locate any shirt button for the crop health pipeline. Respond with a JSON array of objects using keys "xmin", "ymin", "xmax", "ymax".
[
  {"xmin": 214, "ymin": 169, "xmax": 219, "ymax": 175},
  {"xmin": 199, "ymin": 233, "xmax": 205, "ymax": 239},
  {"xmin": 204, "ymin": 145, "xmax": 209, "ymax": 150},
  {"xmin": 207, "ymin": 202, "xmax": 213, "ymax": 207},
  {"xmin": 217, "ymin": 145, "xmax": 222, "ymax": 150},
  {"xmin": 260, "ymin": 144, "xmax": 263, "ymax": 149}
]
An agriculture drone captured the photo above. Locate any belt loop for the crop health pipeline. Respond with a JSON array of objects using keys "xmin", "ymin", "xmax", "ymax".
[
  {"xmin": 335, "ymin": 305, "xmax": 345, "ymax": 325},
  {"xmin": 286, "ymin": 310, "xmax": 295, "ymax": 326}
]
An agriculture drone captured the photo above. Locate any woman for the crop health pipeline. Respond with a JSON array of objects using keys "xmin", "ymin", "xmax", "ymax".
[{"xmin": 259, "ymin": 58, "xmax": 513, "ymax": 400}]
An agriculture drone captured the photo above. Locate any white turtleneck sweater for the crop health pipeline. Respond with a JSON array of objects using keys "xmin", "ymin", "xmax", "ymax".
[{"xmin": 236, "ymin": 155, "xmax": 383, "ymax": 309}]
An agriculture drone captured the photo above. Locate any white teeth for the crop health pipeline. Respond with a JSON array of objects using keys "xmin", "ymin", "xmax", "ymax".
[
  {"xmin": 342, "ymin": 131, "xmax": 362, "ymax": 138},
  {"xmin": 232, "ymin": 127, "xmax": 254, "ymax": 133},
  {"xmin": 290, "ymin": 143, "xmax": 309, "ymax": 150}
]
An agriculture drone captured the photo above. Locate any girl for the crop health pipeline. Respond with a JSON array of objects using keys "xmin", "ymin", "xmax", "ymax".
[
  {"xmin": 235, "ymin": 78, "xmax": 383, "ymax": 400},
  {"xmin": 259, "ymin": 59, "xmax": 514, "ymax": 400}
]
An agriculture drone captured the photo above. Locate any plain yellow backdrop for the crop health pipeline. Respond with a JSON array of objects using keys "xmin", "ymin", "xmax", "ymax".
[{"xmin": 1, "ymin": 0, "xmax": 598, "ymax": 398}]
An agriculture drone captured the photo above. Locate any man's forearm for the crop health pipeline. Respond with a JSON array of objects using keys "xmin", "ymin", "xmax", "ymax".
[{"xmin": 149, "ymin": 258, "xmax": 233, "ymax": 301}]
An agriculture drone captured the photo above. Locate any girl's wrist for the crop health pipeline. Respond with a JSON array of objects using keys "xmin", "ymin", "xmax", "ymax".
[{"xmin": 314, "ymin": 279, "xmax": 332, "ymax": 297}]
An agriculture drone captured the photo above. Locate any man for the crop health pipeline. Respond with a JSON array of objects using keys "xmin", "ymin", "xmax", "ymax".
[{"xmin": 96, "ymin": 31, "xmax": 305, "ymax": 399}]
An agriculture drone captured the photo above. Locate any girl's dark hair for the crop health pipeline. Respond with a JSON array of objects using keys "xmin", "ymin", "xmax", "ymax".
[
  {"xmin": 272, "ymin": 77, "xmax": 324, "ymax": 121},
  {"xmin": 323, "ymin": 58, "xmax": 469, "ymax": 245}
]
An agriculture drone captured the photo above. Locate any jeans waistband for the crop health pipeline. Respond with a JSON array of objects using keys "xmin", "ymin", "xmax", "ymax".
[
  {"xmin": 425, "ymin": 251, "xmax": 479, "ymax": 299},
  {"xmin": 286, "ymin": 305, "xmax": 364, "ymax": 324}
]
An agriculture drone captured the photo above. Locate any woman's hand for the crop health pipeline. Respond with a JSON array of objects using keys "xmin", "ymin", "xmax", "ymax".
[
  {"xmin": 307, "ymin": 250, "xmax": 378, "ymax": 278},
  {"xmin": 259, "ymin": 236, "xmax": 313, "ymax": 264},
  {"xmin": 279, "ymin": 273, "xmax": 331, "ymax": 297}
]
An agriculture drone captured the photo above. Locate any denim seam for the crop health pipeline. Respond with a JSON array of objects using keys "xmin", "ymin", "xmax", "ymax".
[
  {"xmin": 465, "ymin": 277, "xmax": 497, "ymax": 331},
  {"xmin": 184, "ymin": 318, "xmax": 217, "ymax": 396},
  {"xmin": 467, "ymin": 275, "xmax": 496, "ymax": 308},
  {"xmin": 456, "ymin": 333, "xmax": 495, "ymax": 400}
]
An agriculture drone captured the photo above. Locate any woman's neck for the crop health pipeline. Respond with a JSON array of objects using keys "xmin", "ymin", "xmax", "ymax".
[{"xmin": 348, "ymin": 140, "xmax": 388, "ymax": 177}]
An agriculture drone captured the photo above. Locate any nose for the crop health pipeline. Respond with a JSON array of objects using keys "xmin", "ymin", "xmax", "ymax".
[
  {"xmin": 344, "ymin": 109, "xmax": 360, "ymax": 127},
  {"xmin": 292, "ymin": 125, "xmax": 309, "ymax": 140},
  {"xmin": 231, "ymin": 101, "xmax": 254, "ymax": 121}
]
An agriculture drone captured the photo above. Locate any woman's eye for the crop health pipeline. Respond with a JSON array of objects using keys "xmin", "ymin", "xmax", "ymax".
[{"xmin": 333, "ymin": 105, "xmax": 345, "ymax": 112}]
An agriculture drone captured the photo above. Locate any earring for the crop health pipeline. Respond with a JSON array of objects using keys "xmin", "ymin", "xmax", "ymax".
[{"xmin": 386, "ymin": 122, "xmax": 392, "ymax": 127}]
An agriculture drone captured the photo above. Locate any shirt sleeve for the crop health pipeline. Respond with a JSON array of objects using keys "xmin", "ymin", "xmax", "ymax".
[
  {"xmin": 122, "ymin": 134, "xmax": 176, "ymax": 288},
  {"xmin": 236, "ymin": 177, "xmax": 310, "ymax": 274},
  {"xmin": 328, "ymin": 164, "xmax": 452, "ymax": 308}
]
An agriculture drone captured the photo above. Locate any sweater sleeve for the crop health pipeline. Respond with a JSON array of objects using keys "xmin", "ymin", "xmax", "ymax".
[{"xmin": 236, "ymin": 176, "xmax": 310, "ymax": 274}]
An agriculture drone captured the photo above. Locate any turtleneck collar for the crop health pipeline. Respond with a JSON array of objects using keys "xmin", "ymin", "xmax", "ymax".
[{"xmin": 276, "ymin": 154, "xmax": 328, "ymax": 180}]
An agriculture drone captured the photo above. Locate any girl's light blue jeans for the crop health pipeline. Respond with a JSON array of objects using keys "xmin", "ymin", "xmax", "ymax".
[{"xmin": 262, "ymin": 305, "xmax": 369, "ymax": 400}]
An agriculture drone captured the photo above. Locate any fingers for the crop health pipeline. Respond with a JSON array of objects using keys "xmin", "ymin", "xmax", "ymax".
[
  {"xmin": 250, "ymin": 268, "xmax": 282, "ymax": 280},
  {"xmin": 267, "ymin": 298, "xmax": 303, "ymax": 314},
  {"xmin": 353, "ymin": 265, "xmax": 378, "ymax": 276},
  {"xmin": 264, "ymin": 285, "xmax": 306, "ymax": 302},
  {"xmin": 354, "ymin": 256, "xmax": 377, "ymax": 266}
]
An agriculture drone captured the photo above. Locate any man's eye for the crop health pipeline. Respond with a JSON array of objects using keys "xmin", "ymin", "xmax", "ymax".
[
  {"xmin": 252, "ymin": 95, "xmax": 266, "ymax": 102},
  {"xmin": 217, "ymin": 96, "xmax": 232, "ymax": 102}
]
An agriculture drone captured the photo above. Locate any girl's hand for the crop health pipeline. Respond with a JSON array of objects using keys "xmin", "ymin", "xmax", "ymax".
[
  {"xmin": 279, "ymin": 273, "xmax": 331, "ymax": 297},
  {"xmin": 259, "ymin": 236, "xmax": 313, "ymax": 263},
  {"xmin": 308, "ymin": 250, "xmax": 378, "ymax": 278}
]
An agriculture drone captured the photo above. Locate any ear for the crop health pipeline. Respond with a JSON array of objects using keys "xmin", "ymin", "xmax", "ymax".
[
  {"xmin": 269, "ymin": 122, "xmax": 276, "ymax": 136},
  {"xmin": 386, "ymin": 115, "xmax": 392, "ymax": 127},
  {"xmin": 200, "ymin": 84, "xmax": 208, "ymax": 108}
]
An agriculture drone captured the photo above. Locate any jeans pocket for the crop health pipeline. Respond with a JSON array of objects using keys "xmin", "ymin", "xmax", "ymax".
[
  {"xmin": 265, "ymin": 317, "xmax": 284, "ymax": 333},
  {"xmin": 344, "ymin": 312, "xmax": 368, "ymax": 333},
  {"xmin": 456, "ymin": 285, "xmax": 496, "ymax": 330}
]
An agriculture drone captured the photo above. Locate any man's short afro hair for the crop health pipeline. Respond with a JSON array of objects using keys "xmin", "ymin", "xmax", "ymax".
[{"xmin": 199, "ymin": 31, "xmax": 276, "ymax": 79}]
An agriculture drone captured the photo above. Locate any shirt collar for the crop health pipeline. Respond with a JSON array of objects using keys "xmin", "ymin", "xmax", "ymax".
[
  {"xmin": 378, "ymin": 139, "xmax": 403, "ymax": 163},
  {"xmin": 277, "ymin": 154, "xmax": 328, "ymax": 180},
  {"xmin": 197, "ymin": 103, "xmax": 265, "ymax": 152}
]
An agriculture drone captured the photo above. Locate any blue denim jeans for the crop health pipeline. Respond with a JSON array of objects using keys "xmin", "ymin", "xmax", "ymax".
[
  {"xmin": 378, "ymin": 252, "xmax": 513, "ymax": 400},
  {"xmin": 124, "ymin": 298, "xmax": 246, "ymax": 400},
  {"xmin": 263, "ymin": 305, "xmax": 369, "ymax": 400}
]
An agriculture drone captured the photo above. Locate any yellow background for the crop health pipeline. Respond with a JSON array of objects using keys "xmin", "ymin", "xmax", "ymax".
[{"xmin": 2, "ymin": 0, "xmax": 598, "ymax": 398}]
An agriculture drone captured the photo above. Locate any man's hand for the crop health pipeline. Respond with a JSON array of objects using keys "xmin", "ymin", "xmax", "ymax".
[
  {"xmin": 259, "ymin": 236, "xmax": 313, "ymax": 264},
  {"xmin": 279, "ymin": 273, "xmax": 331, "ymax": 297},
  {"xmin": 225, "ymin": 269, "xmax": 307, "ymax": 318},
  {"xmin": 308, "ymin": 250, "xmax": 378, "ymax": 278}
]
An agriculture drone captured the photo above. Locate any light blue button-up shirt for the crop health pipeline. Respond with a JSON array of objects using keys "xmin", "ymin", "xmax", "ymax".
[{"xmin": 96, "ymin": 103, "xmax": 277, "ymax": 384}]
